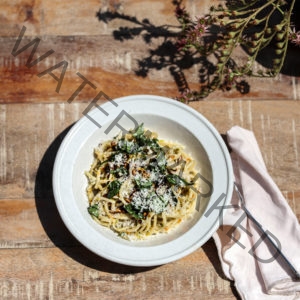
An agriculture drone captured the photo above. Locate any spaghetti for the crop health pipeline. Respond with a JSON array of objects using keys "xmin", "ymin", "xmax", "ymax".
[{"xmin": 85, "ymin": 124, "xmax": 199, "ymax": 240}]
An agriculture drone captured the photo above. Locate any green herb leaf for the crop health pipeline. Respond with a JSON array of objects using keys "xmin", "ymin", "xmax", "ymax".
[
  {"xmin": 108, "ymin": 152, "xmax": 119, "ymax": 162},
  {"xmin": 156, "ymin": 151, "xmax": 166, "ymax": 171},
  {"xmin": 133, "ymin": 123, "xmax": 144, "ymax": 137},
  {"xmin": 166, "ymin": 174, "xmax": 180, "ymax": 185},
  {"xmin": 166, "ymin": 174, "xmax": 193, "ymax": 186},
  {"xmin": 124, "ymin": 204, "xmax": 144, "ymax": 219},
  {"xmin": 135, "ymin": 134, "xmax": 148, "ymax": 146},
  {"xmin": 107, "ymin": 180, "xmax": 121, "ymax": 198},
  {"xmin": 135, "ymin": 131, "xmax": 160, "ymax": 151},
  {"xmin": 110, "ymin": 166, "xmax": 128, "ymax": 176},
  {"xmin": 148, "ymin": 138, "xmax": 161, "ymax": 152},
  {"xmin": 117, "ymin": 139, "xmax": 138, "ymax": 154},
  {"xmin": 135, "ymin": 178, "xmax": 153, "ymax": 189},
  {"xmin": 87, "ymin": 205, "xmax": 99, "ymax": 218}
]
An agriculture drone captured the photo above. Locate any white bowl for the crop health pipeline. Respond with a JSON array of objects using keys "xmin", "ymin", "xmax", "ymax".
[{"xmin": 53, "ymin": 95, "xmax": 233, "ymax": 266}]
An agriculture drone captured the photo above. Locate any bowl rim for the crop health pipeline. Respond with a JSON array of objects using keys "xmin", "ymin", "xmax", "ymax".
[{"xmin": 52, "ymin": 94, "xmax": 233, "ymax": 266}]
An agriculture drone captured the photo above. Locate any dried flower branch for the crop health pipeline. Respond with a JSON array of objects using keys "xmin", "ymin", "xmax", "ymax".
[{"xmin": 175, "ymin": 0, "xmax": 298, "ymax": 101}]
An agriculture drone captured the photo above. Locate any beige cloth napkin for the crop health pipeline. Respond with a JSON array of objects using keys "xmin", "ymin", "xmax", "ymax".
[{"xmin": 213, "ymin": 126, "xmax": 300, "ymax": 299}]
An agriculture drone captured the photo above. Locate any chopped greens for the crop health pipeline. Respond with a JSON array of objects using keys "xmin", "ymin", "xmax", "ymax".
[
  {"xmin": 132, "ymin": 123, "xmax": 144, "ymax": 137},
  {"xmin": 132, "ymin": 124, "xmax": 160, "ymax": 150},
  {"xmin": 166, "ymin": 174, "xmax": 194, "ymax": 186},
  {"xmin": 107, "ymin": 180, "xmax": 121, "ymax": 198},
  {"xmin": 135, "ymin": 178, "xmax": 153, "ymax": 189},
  {"xmin": 124, "ymin": 204, "xmax": 144, "ymax": 220},
  {"xmin": 110, "ymin": 166, "xmax": 128, "ymax": 177},
  {"xmin": 156, "ymin": 151, "xmax": 166, "ymax": 171},
  {"xmin": 86, "ymin": 122, "xmax": 200, "ymax": 241},
  {"xmin": 87, "ymin": 205, "xmax": 99, "ymax": 218},
  {"xmin": 104, "ymin": 124, "xmax": 194, "ymax": 215},
  {"xmin": 117, "ymin": 139, "xmax": 138, "ymax": 154}
]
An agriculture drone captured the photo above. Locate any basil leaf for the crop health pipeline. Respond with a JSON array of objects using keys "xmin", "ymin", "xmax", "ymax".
[
  {"xmin": 133, "ymin": 123, "xmax": 144, "ymax": 137},
  {"xmin": 117, "ymin": 139, "xmax": 138, "ymax": 154},
  {"xmin": 166, "ymin": 174, "xmax": 180, "ymax": 185},
  {"xmin": 135, "ymin": 134, "xmax": 159, "ymax": 150},
  {"xmin": 166, "ymin": 174, "xmax": 193, "ymax": 186},
  {"xmin": 135, "ymin": 178, "xmax": 152, "ymax": 189},
  {"xmin": 110, "ymin": 166, "xmax": 128, "ymax": 176},
  {"xmin": 135, "ymin": 134, "xmax": 148, "ymax": 146},
  {"xmin": 124, "ymin": 204, "xmax": 144, "ymax": 219},
  {"xmin": 88, "ymin": 205, "xmax": 99, "ymax": 218},
  {"xmin": 107, "ymin": 180, "xmax": 121, "ymax": 198},
  {"xmin": 149, "ymin": 138, "xmax": 161, "ymax": 152},
  {"xmin": 156, "ymin": 151, "xmax": 166, "ymax": 171}
]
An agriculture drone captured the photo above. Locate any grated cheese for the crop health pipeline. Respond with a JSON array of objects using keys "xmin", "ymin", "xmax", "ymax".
[{"xmin": 114, "ymin": 153, "xmax": 125, "ymax": 166}]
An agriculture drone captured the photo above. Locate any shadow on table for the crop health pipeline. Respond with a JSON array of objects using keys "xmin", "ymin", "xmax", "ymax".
[
  {"xmin": 34, "ymin": 124, "xmax": 156, "ymax": 274},
  {"xmin": 97, "ymin": 0, "xmax": 300, "ymax": 101},
  {"xmin": 202, "ymin": 238, "xmax": 242, "ymax": 300},
  {"xmin": 252, "ymin": 0, "xmax": 300, "ymax": 77},
  {"xmin": 95, "ymin": 1, "xmax": 251, "ymax": 99}
]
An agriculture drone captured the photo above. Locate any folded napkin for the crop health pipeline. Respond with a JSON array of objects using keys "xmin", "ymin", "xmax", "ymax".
[{"xmin": 213, "ymin": 126, "xmax": 300, "ymax": 300}]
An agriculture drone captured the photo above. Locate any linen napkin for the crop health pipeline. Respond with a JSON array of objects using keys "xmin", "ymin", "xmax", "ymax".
[{"xmin": 213, "ymin": 126, "xmax": 300, "ymax": 300}]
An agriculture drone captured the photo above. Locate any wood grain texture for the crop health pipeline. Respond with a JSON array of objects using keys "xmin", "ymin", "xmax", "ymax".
[
  {"xmin": 1, "ymin": 189, "xmax": 300, "ymax": 250},
  {"xmin": 1, "ymin": 101, "xmax": 299, "ymax": 198},
  {"xmin": 0, "ymin": 100, "xmax": 299, "ymax": 247},
  {"xmin": 0, "ymin": 102, "xmax": 299, "ymax": 299},
  {"xmin": 1, "ymin": 34, "xmax": 299, "ymax": 103},
  {"xmin": 0, "ymin": 243, "xmax": 238, "ymax": 300},
  {"xmin": 0, "ymin": 0, "xmax": 300, "ymax": 103},
  {"xmin": 0, "ymin": 0, "xmax": 211, "ymax": 37},
  {"xmin": 1, "ymin": 1, "xmax": 300, "ymax": 299},
  {"xmin": 190, "ymin": 100, "xmax": 300, "ymax": 192}
]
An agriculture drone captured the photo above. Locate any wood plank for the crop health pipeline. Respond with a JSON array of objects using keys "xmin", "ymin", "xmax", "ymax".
[
  {"xmin": 190, "ymin": 100, "xmax": 300, "ymax": 191},
  {"xmin": 1, "ymin": 35, "xmax": 183, "ymax": 103},
  {"xmin": 0, "ymin": 99, "xmax": 298, "ymax": 300},
  {"xmin": 1, "ymin": 190, "xmax": 299, "ymax": 249},
  {"xmin": 285, "ymin": 191, "xmax": 300, "ymax": 220},
  {"xmin": 1, "ymin": 101, "xmax": 299, "ymax": 199},
  {"xmin": 0, "ymin": 0, "xmax": 210, "ymax": 37},
  {"xmin": 40, "ymin": 0, "xmax": 183, "ymax": 37},
  {"xmin": 0, "ymin": 198, "xmax": 78, "ymax": 248},
  {"xmin": 0, "ymin": 35, "xmax": 299, "ymax": 103},
  {"xmin": 0, "ymin": 243, "xmax": 238, "ymax": 300},
  {"xmin": 0, "ymin": 101, "xmax": 299, "ymax": 249},
  {"xmin": 1, "ymin": 0, "xmax": 300, "ymax": 103},
  {"xmin": 0, "ymin": 0, "xmax": 43, "ymax": 37},
  {"xmin": 1, "ymin": 1, "xmax": 299, "ymax": 299}
]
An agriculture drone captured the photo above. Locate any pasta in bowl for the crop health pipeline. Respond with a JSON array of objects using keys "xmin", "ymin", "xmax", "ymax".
[
  {"xmin": 85, "ymin": 123, "xmax": 200, "ymax": 241},
  {"xmin": 53, "ymin": 95, "xmax": 233, "ymax": 266}
]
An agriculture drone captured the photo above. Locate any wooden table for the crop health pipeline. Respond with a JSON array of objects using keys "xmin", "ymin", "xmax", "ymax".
[{"xmin": 1, "ymin": 1, "xmax": 299, "ymax": 299}]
